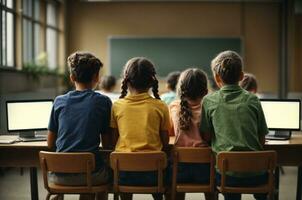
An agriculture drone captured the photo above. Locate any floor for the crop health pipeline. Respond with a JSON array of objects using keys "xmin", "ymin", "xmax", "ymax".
[{"xmin": 0, "ymin": 167, "xmax": 298, "ymax": 200}]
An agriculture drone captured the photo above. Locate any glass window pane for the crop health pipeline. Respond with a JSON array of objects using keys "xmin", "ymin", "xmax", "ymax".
[
  {"xmin": 7, "ymin": 12, "xmax": 14, "ymax": 66},
  {"xmin": 46, "ymin": 3, "xmax": 57, "ymax": 27},
  {"xmin": 7, "ymin": 0, "xmax": 14, "ymax": 9},
  {"xmin": 2, "ymin": 11, "xmax": 7, "ymax": 66},
  {"xmin": 23, "ymin": 19, "xmax": 33, "ymax": 64},
  {"xmin": 23, "ymin": 0, "xmax": 33, "ymax": 17},
  {"xmin": 34, "ymin": 0, "xmax": 40, "ymax": 20},
  {"xmin": 46, "ymin": 28, "xmax": 57, "ymax": 69},
  {"xmin": 34, "ymin": 23, "xmax": 41, "ymax": 62}
]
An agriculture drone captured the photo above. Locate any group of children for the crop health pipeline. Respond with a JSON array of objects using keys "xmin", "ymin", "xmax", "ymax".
[{"xmin": 47, "ymin": 50, "xmax": 268, "ymax": 200}]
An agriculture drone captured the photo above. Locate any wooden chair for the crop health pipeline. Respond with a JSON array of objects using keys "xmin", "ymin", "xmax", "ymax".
[
  {"xmin": 216, "ymin": 151, "xmax": 277, "ymax": 200},
  {"xmin": 39, "ymin": 151, "xmax": 110, "ymax": 200},
  {"xmin": 171, "ymin": 147, "xmax": 215, "ymax": 200},
  {"xmin": 110, "ymin": 151, "xmax": 167, "ymax": 199}
]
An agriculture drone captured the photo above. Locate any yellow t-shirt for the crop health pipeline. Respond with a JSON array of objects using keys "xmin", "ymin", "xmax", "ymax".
[{"xmin": 110, "ymin": 92, "xmax": 170, "ymax": 152}]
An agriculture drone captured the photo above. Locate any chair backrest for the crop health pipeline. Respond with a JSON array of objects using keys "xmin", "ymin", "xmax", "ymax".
[
  {"xmin": 110, "ymin": 151, "xmax": 167, "ymax": 193},
  {"xmin": 217, "ymin": 151, "xmax": 277, "ymax": 195},
  {"xmin": 173, "ymin": 147, "xmax": 213, "ymax": 163},
  {"xmin": 217, "ymin": 151, "xmax": 277, "ymax": 173},
  {"xmin": 172, "ymin": 147, "xmax": 215, "ymax": 194},
  {"xmin": 39, "ymin": 151, "xmax": 95, "ymax": 190}
]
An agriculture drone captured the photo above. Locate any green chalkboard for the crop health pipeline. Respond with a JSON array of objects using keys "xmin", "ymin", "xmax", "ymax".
[{"xmin": 109, "ymin": 37, "xmax": 242, "ymax": 78}]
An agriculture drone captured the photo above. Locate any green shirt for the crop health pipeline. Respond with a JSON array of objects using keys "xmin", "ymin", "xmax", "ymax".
[{"xmin": 200, "ymin": 85, "xmax": 268, "ymax": 177}]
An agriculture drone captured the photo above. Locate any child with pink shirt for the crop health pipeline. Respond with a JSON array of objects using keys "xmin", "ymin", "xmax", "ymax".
[
  {"xmin": 169, "ymin": 68, "xmax": 208, "ymax": 147},
  {"xmin": 168, "ymin": 68, "xmax": 210, "ymax": 199}
]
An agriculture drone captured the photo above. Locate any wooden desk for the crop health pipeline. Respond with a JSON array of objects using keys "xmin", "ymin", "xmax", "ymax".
[{"xmin": 1, "ymin": 134, "xmax": 302, "ymax": 200}]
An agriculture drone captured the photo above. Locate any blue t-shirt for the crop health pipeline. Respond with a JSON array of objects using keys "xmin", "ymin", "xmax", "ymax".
[{"xmin": 48, "ymin": 89, "xmax": 112, "ymax": 170}]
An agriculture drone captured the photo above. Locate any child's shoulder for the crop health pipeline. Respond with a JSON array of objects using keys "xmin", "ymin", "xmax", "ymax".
[{"xmin": 93, "ymin": 91, "xmax": 112, "ymax": 105}]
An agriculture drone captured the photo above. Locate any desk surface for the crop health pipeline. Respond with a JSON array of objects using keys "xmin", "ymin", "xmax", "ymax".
[
  {"xmin": 1, "ymin": 132, "xmax": 302, "ymax": 167},
  {"xmin": 0, "ymin": 132, "xmax": 302, "ymax": 148}
]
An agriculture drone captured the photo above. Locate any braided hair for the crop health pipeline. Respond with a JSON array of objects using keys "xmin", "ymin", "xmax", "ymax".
[
  {"xmin": 119, "ymin": 57, "xmax": 160, "ymax": 99},
  {"xmin": 211, "ymin": 50, "xmax": 243, "ymax": 84},
  {"xmin": 177, "ymin": 68, "xmax": 208, "ymax": 131},
  {"xmin": 67, "ymin": 52, "xmax": 103, "ymax": 83}
]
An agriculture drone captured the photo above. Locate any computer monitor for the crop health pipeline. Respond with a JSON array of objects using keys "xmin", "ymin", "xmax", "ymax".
[
  {"xmin": 260, "ymin": 99, "xmax": 301, "ymax": 139},
  {"xmin": 6, "ymin": 100, "xmax": 53, "ymax": 139}
]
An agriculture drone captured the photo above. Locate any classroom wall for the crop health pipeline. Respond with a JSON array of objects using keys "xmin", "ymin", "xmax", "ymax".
[{"xmin": 66, "ymin": 1, "xmax": 300, "ymax": 94}]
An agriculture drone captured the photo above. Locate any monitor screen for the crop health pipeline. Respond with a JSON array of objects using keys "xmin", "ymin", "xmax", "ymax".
[
  {"xmin": 260, "ymin": 99, "xmax": 301, "ymax": 131},
  {"xmin": 6, "ymin": 100, "xmax": 53, "ymax": 132}
]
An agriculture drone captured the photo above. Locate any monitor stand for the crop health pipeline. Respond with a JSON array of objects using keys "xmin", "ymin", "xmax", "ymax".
[
  {"xmin": 19, "ymin": 131, "xmax": 47, "ymax": 142},
  {"xmin": 265, "ymin": 130, "xmax": 292, "ymax": 140}
]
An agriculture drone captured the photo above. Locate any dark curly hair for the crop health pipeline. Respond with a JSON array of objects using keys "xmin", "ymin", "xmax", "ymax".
[
  {"xmin": 100, "ymin": 75, "xmax": 117, "ymax": 92},
  {"xmin": 240, "ymin": 73, "xmax": 258, "ymax": 92},
  {"xmin": 177, "ymin": 68, "xmax": 208, "ymax": 131},
  {"xmin": 166, "ymin": 71, "xmax": 181, "ymax": 92},
  {"xmin": 120, "ymin": 57, "xmax": 160, "ymax": 99},
  {"xmin": 211, "ymin": 50, "xmax": 243, "ymax": 85},
  {"xmin": 67, "ymin": 52, "xmax": 103, "ymax": 84}
]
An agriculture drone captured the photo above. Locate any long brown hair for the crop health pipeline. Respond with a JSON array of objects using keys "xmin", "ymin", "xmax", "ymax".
[
  {"xmin": 120, "ymin": 57, "xmax": 160, "ymax": 99},
  {"xmin": 177, "ymin": 68, "xmax": 208, "ymax": 131}
]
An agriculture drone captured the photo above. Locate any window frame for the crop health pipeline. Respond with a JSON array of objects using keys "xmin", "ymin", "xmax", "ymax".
[{"xmin": 0, "ymin": 0, "xmax": 17, "ymax": 68}]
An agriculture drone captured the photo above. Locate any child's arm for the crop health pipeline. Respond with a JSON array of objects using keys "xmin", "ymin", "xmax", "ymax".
[
  {"xmin": 47, "ymin": 131, "xmax": 57, "ymax": 150},
  {"xmin": 160, "ymin": 130, "xmax": 169, "ymax": 151}
]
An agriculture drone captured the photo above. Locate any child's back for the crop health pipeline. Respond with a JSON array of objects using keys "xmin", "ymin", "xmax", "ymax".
[
  {"xmin": 201, "ymin": 85, "xmax": 266, "ymax": 153},
  {"xmin": 169, "ymin": 68, "xmax": 208, "ymax": 147},
  {"xmin": 200, "ymin": 50, "xmax": 268, "ymax": 200},
  {"xmin": 51, "ymin": 90, "xmax": 111, "ymax": 169},
  {"xmin": 110, "ymin": 57, "xmax": 169, "ymax": 200},
  {"xmin": 112, "ymin": 92, "xmax": 169, "ymax": 152},
  {"xmin": 48, "ymin": 52, "xmax": 112, "ymax": 190}
]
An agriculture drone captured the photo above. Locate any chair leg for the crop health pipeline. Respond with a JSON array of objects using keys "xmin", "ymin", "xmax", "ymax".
[
  {"xmin": 96, "ymin": 192, "xmax": 108, "ymax": 200},
  {"xmin": 113, "ymin": 193, "xmax": 119, "ymax": 200},
  {"xmin": 46, "ymin": 193, "xmax": 51, "ymax": 200}
]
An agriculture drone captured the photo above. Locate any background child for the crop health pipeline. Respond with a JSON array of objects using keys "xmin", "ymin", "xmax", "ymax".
[
  {"xmin": 200, "ymin": 50, "xmax": 269, "ymax": 200},
  {"xmin": 169, "ymin": 68, "xmax": 211, "ymax": 200},
  {"xmin": 160, "ymin": 71, "xmax": 181, "ymax": 105},
  {"xmin": 110, "ymin": 57, "xmax": 169, "ymax": 200},
  {"xmin": 97, "ymin": 75, "xmax": 120, "ymax": 102},
  {"xmin": 240, "ymin": 73, "xmax": 258, "ymax": 94},
  {"xmin": 48, "ymin": 52, "xmax": 112, "ymax": 200}
]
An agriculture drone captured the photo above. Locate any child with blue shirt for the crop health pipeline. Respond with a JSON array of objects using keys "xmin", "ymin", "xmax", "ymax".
[
  {"xmin": 200, "ymin": 50, "xmax": 269, "ymax": 200},
  {"xmin": 160, "ymin": 71, "xmax": 181, "ymax": 105},
  {"xmin": 48, "ymin": 52, "xmax": 112, "ymax": 200}
]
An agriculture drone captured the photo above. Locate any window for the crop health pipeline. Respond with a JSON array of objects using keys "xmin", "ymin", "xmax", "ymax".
[
  {"xmin": 46, "ymin": 2, "xmax": 58, "ymax": 69},
  {"xmin": 22, "ymin": 0, "xmax": 43, "ymax": 65},
  {"xmin": 1, "ymin": 0, "xmax": 15, "ymax": 67}
]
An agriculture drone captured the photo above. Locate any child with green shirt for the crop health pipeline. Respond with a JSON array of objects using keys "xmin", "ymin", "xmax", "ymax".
[{"xmin": 200, "ymin": 50, "xmax": 269, "ymax": 200}]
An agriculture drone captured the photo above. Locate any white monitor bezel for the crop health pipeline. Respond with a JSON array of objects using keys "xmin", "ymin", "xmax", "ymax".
[
  {"xmin": 260, "ymin": 99, "xmax": 301, "ymax": 131},
  {"xmin": 6, "ymin": 99, "xmax": 53, "ymax": 132}
]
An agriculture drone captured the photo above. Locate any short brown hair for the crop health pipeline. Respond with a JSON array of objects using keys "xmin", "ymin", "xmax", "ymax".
[
  {"xmin": 67, "ymin": 52, "xmax": 103, "ymax": 83},
  {"xmin": 100, "ymin": 75, "xmax": 117, "ymax": 91},
  {"xmin": 211, "ymin": 50, "xmax": 243, "ymax": 84},
  {"xmin": 240, "ymin": 73, "xmax": 258, "ymax": 92},
  {"xmin": 166, "ymin": 71, "xmax": 181, "ymax": 91}
]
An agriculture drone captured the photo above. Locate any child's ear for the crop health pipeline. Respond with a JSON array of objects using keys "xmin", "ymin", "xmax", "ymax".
[
  {"xmin": 70, "ymin": 74, "xmax": 76, "ymax": 83},
  {"xmin": 94, "ymin": 73, "xmax": 100, "ymax": 83}
]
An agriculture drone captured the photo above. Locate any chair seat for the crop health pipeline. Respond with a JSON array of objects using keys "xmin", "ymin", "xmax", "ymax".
[
  {"xmin": 48, "ymin": 183, "xmax": 110, "ymax": 194},
  {"xmin": 217, "ymin": 184, "xmax": 270, "ymax": 194},
  {"xmin": 176, "ymin": 183, "xmax": 212, "ymax": 193},
  {"xmin": 118, "ymin": 185, "xmax": 165, "ymax": 194}
]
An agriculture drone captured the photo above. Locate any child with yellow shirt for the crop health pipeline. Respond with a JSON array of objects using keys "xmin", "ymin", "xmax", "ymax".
[{"xmin": 110, "ymin": 57, "xmax": 170, "ymax": 200}]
